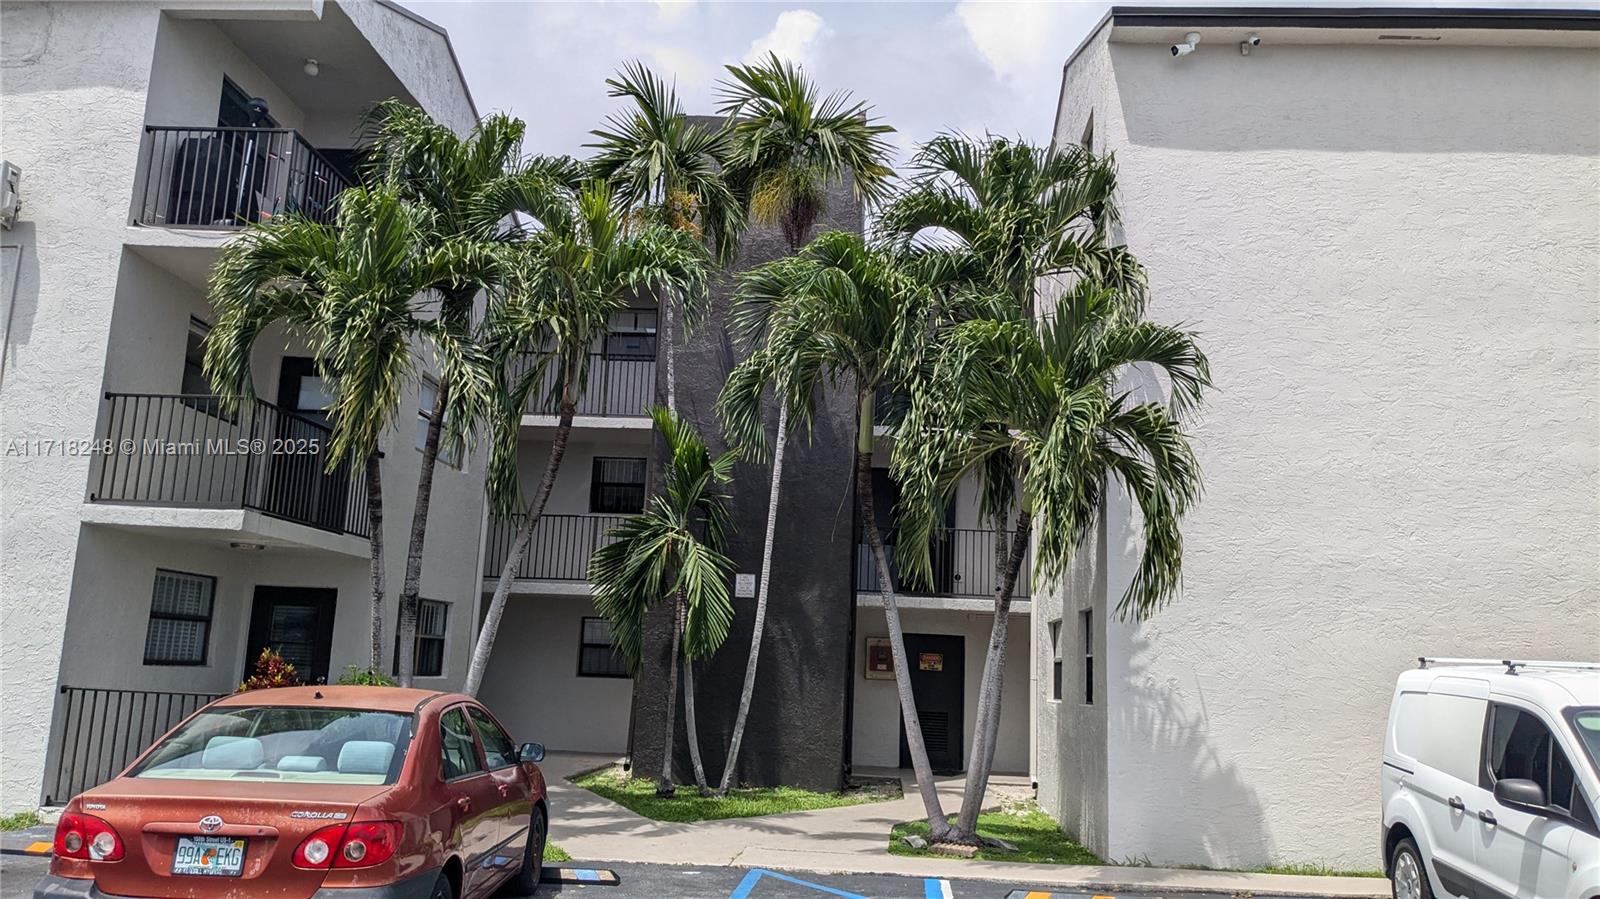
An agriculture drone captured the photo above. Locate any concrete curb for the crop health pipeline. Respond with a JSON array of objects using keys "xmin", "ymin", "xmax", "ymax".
[{"xmin": 0, "ymin": 825, "xmax": 55, "ymax": 858}]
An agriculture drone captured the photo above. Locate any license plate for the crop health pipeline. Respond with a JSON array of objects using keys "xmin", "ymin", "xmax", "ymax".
[{"xmin": 172, "ymin": 836, "xmax": 246, "ymax": 877}]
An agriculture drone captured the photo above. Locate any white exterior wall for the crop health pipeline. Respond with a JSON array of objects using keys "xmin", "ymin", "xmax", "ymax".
[
  {"xmin": 0, "ymin": 0, "xmax": 480, "ymax": 812},
  {"xmin": 851, "ymin": 606, "xmax": 1031, "ymax": 775},
  {"xmin": 1040, "ymin": 26, "xmax": 1600, "ymax": 868}
]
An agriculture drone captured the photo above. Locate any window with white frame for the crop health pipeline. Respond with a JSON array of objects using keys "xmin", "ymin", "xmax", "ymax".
[
  {"xmin": 1080, "ymin": 609, "xmax": 1095, "ymax": 705},
  {"xmin": 144, "ymin": 570, "xmax": 216, "ymax": 666},
  {"xmin": 1048, "ymin": 619, "xmax": 1062, "ymax": 701},
  {"xmin": 393, "ymin": 599, "xmax": 449, "ymax": 678},
  {"xmin": 416, "ymin": 377, "xmax": 462, "ymax": 469}
]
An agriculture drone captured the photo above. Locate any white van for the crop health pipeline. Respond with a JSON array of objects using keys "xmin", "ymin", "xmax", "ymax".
[{"xmin": 1382, "ymin": 659, "xmax": 1600, "ymax": 899}]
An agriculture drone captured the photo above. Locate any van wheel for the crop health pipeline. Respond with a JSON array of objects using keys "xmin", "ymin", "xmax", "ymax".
[
  {"xmin": 430, "ymin": 870, "xmax": 455, "ymax": 899},
  {"xmin": 506, "ymin": 806, "xmax": 546, "ymax": 896},
  {"xmin": 1391, "ymin": 838, "xmax": 1432, "ymax": 899}
]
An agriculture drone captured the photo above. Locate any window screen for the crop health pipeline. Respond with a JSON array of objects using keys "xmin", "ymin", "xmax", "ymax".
[
  {"xmin": 590, "ymin": 457, "xmax": 646, "ymax": 514},
  {"xmin": 578, "ymin": 617, "xmax": 629, "ymax": 678},
  {"xmin": 393, "ymin": 600, "xmax": 449, "ymax": 678},
  {"xmin": 144, "ymin": 570, "xmax": 216, "ymax": 665}
]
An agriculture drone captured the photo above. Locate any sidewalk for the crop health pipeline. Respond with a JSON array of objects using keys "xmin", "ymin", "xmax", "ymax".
[{"xmin": 539, "ymin": 752, "xmax": 1388, "ymax": 898}]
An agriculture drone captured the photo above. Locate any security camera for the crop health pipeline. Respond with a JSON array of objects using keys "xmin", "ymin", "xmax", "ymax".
[
  {"xmin": 1240, "ymin": 33, "xmax": 1261, "ymax": 55},
  {"xmin": 1170, "ymin": 32, "xmax": 1201, "ymax": 57}
]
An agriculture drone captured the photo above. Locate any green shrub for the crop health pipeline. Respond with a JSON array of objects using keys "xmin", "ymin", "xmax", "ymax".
[{"xmin": 337, "ymin": 666, "xmax": 397, "ymax": 686}]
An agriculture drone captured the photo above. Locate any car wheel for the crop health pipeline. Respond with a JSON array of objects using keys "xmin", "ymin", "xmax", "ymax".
[
  {"xmin": 430, "ymin": 870, "xmax": 455, "ymax": 899},
  {"xmin": 1391, "ymin": 838, "xmax": 1432, "ymax": 899},
  {"xmin": 507, "ymin": 806, "xmax": 546, "ymax": 896}
]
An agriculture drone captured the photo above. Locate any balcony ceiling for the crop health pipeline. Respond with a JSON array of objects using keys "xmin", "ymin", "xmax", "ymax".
[{"xmin": 217, "ymin": 3, "xmax": 413, "ymax": 131}]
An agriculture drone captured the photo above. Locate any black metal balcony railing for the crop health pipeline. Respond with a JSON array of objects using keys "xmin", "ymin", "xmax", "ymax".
[
  {"xmin": 512, "ymin": 353, "xmax": 656, "ymax": 419},
  {"xmin": 483, "ymin": 513, "xmax": 628, "ymax": 581},
  {"xmin": 855, "ymin": 528, "xmax": 1031, "ymax": 599},
  {"xmin": 45, "ymin": 686, "xmax": 223, "ymax": 805},
  {"xmin": 133, "ymin": 126, "xmax": 353, "ymax": 228},
  {"xmin": 91, "ymin": 393, "xmax": 369, "ymax": 537}
]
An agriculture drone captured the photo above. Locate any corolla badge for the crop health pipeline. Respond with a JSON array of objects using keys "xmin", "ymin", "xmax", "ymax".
[{"xmin": 198, "ymin": 815, "xmax": 224, "ymax": 834}]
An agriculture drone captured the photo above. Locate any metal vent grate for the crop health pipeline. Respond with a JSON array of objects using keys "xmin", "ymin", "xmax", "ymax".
[{"xmin": 920, "ymin": 711, "xmax": 952, "ymax": 755}]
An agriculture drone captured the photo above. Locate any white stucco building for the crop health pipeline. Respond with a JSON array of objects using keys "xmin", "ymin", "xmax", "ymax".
[
  {"xmin": 0, "ymin": 0, "xmax": 482, "ymax": 811},
  {"xmin": 1035, "ymin": 6, "xmax": 1600, "ymax": 870}
]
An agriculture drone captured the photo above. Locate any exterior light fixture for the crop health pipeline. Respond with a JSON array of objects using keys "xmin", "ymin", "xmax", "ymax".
[{"xmin": 304, "ymin": 58, "xmax": 320, "ymax": 77}]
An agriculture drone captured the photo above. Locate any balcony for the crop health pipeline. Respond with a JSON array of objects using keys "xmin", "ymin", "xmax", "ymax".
[
  {"xmin": 483, "ymin": 513, "xmax": 628, "ymax": 584},
  {"xmin": 132, "ymin": 126, "xmax": 353, "ymax": 229},
  {"xmin": 515, "ymin": 353, "xmax": 657, "ymax": 424},
  {"xmin": 855, "ymin": 528, "xmax": 1031, "ymax": 600},
  {"xmin": 90, "ymin": 393, "xmax": 369, "ymax": 538}
]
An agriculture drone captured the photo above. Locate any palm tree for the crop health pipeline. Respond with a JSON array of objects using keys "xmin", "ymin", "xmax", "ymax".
[
  {"xmin": 879, "ymin": 134, "xmax": 1185, "ymax": 843},
  {"xmin": 718, "ymin": 230, "xmax": 963, "ymax": 832},
  {"xmin": 883, "ymin": 138, "xmax": 1203, "ymax": 838},
  {"xmin": 206, "ymin": 188, "xmax": 506, "ymax": 673},
  {"xmin": 463, "ymin": 181, "xmax": 712, "ymax": 696},
  {"xmin": 590, "ymin": 407, "xmax": 737, "ymax": 796},
  {"xmin": 711, "ymin": 54, "xmax": 896, "ymax": 796},
  {"xmin": 360, "ymin": 102, "xmax": 581, "ymax": 685}
]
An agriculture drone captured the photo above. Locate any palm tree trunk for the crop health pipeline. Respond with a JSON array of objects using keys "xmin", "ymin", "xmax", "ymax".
[
  {"xmin": 657, "ymin": 595, "xmax": 683, "ymax": 797},
  {"xmin": 365, "ymin": 451, "xmax": 385, "ymax": 671},
  {"xmin": 463, "ymin": 398, "xmax": 577, "ymax": 695},
  {"xmin": 682, "ymin": 647, "xmax": 710, "ymax": 794},
  {"xmin": 663, "ymin": 291, "xmax": 677, "ymax": 414},
  {"xmin": 397, "ymin": 378, "xmax": 451, "ymax": 687},
  {"xmin": 716, "ymin": 401, "xmax": 788, "ymax": 794},
  {"xmin": 951, "ymin": 510, "xmax": 1034, "ymax": 841},
  {"xmin": 854, "ymin": 390, "xmax": 950, "ymax": 839}
]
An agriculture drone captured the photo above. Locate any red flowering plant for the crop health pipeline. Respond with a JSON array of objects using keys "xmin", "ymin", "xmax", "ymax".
[{"xmin": 236, "ymin": 648, "xmax": 304, "ymax": 692}]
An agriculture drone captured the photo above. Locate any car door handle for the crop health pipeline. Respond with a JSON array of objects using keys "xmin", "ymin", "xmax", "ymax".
[
  {"xmin": 1479, "ymin": 809, "xmax": 1497, "ymax": 826},
  {"xmin": 497, "ymin": 783, "xmax": 511, "ymax": 797},
  {"xmin": 1448, "ymin": 796, "xmax": 1465, "ymax": 812},
  {"xmin": 456, "ymin": 796, "xmax": 472, "ymax": 812}
]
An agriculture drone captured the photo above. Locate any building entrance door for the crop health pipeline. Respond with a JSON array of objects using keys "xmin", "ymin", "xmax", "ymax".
[
  {"xmin": 898, "ymin": 633, "xmax": 965, "ymax": 774},
  {"xmin": 244, "ymin": 586, "xmax": 337, "ymax": 684}
]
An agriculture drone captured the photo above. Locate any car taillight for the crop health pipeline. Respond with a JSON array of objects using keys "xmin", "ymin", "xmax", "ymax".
[
  {"xmin": 54, "ymin": 813, "xmax": 123, "ymax": 861},
  {"xmin": 293, "ymin": 821, "xmax": 400, "ymax": 869},
  {"xmin": 335, "ymin": 821, "xmax": 399, "ymax": 868}
]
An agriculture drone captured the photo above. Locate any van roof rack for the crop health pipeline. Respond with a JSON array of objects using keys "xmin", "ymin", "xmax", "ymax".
[{"xmin": 1417, "ymin": 657, "xmax": 1600, "ymax": 675}]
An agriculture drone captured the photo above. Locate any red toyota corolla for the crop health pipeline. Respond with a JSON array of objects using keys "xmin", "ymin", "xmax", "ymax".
[{"xmin": 34, "ymin": 686, "xmax": 549, "ymax": 899}]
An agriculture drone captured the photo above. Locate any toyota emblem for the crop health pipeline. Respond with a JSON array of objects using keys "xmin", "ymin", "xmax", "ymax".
[{"xmin": 198, "ymin": 815, "xmax": 224, "ymax": 834}]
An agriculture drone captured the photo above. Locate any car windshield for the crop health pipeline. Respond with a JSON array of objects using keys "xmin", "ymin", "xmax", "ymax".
[
  {"xmin": 1571, "ymin": 707, "xmax": 1600, "ymax": 776},
  {"xmin": 128, "ymin": 706, "xmax": 413, "ymax": 785}
]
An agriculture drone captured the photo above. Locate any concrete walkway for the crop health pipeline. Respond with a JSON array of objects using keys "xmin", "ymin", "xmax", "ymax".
[{"xmin": 539, "ymin": 752, "xmax": 1388, "ymax": 898}]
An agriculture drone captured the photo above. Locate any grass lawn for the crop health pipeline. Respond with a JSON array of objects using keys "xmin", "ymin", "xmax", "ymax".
[
  {"xmin": 572, "ymin": 766, "xmax": 900, "ymax": 823},
  {"xmin": 1248, "ymin": 863, "xmax": 1385, "ymax": 878},
  {"xmin": 888, "ymin": 802, "xmax": 1101, "ymax": 865},
  {"xmin": 0, "ymin": 811, "xmax": 40, "ymax": 831}
]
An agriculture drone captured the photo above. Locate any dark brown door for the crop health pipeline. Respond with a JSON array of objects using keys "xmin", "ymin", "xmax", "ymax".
[
  {"xmin": 244, "ymin": 586, "xmax": 337, "ymax": 685},
  {"xmin": 898, "ymin": 633, "xmax": 965, "ymax": 774}
]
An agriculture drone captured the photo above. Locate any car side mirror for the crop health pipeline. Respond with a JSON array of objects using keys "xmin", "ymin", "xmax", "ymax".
[
  {"xmin": 519, "ymin": 742, "xmax": 545, "ymax": 763},
  {"xmin": 1493, "ymin": 778, "xmax": 1546, "ymax": 812}
]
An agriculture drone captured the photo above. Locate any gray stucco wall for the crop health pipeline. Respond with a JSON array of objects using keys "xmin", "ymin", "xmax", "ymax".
[
  {"xmin": 1044, "ymin": 27, "xmax": 1600, "ymax": 868},
  {"xmin": 630, "ymin": 177, "xmax": 865, "ymax": 792}
]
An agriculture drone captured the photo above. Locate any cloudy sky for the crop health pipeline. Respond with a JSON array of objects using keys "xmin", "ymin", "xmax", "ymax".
[{"xmin": 403, "ymin": 0, "xmax": 1590, "ymax": 167}]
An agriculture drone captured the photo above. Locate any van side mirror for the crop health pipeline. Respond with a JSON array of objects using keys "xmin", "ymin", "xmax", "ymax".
[
  {"xmin": 519, "ymin": 742, "xmax": 545, "ymax": 763},
  {"xmin": 1493, "ymin": 778, "xmax": 1546, "ymax": 812}
]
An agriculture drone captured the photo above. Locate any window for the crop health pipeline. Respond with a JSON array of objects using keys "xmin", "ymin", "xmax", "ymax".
[
  {"xmin": 143, "ymin": 570, "xmax": 215, "ymax": 666},
  {"xmin": 1484, "ymin": 704, "xmax": 1580, "ymax": 815},
  {"xmin": 392, "ymin": 600, "xmax": 448, "ymax": 678},
  {"xmin": 578, "ymin": 617, "xmax": 629, "ymax": 678},
  {"xmin": 416, "ymin": 377, "xmax": 462, "ymax": 469},
  {"xmin": 182, "ymin": 318, "xmax": 212, "ymax": 396},
  {"xmin": 590, "ymin": 457, "xmax": 646, "ymax": 514},
  {"xmin": 1048, "ymin": 620, "xmax": 1062, "ymax": 701},
  {"xmin": 467, "ymin": 707, "xmax": 517, "ymax": 769},
  {"xmin": 439, "ymin": 707, "xmax": 482, "ymax": 780},
  {"xmin": 129, "ymin": 706, "xmax": 410, "ymax": 785},
  {"xmin": 603, "ymin": 308, "xmax": 657, "ymax": 360},
  {"xmin": 1080, "ymin": 609, "xmax": 1094, "ymax": 705}
]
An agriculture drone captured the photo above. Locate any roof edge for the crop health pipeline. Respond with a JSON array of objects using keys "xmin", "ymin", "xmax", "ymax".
[
  {"xmin": 1104, "ymin": 5, "xmax": 1600, "ymax": 32},
  {"xmin": 372, "ymin": 0, "xmax": 480, "ymax": 120}
]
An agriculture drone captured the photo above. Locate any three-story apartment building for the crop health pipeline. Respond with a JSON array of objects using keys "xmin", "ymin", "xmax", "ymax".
[{"xmin": 0, "ymin": 0, "xmax": 481, "ymax": 811}]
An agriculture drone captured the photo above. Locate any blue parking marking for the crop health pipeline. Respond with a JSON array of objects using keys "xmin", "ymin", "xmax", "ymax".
[
  {"xmin": 729, "ymin": 868, "xmax": 869, "ymax": 898},
  {"xmin": 575, "ymin": 868, "xmax": 602, "ymax": 881}
]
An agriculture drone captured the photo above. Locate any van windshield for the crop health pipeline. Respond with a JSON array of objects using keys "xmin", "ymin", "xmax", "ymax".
[
  {"xmin": 1571, "ymin": 708, "xmax": 1600, "ymax": 776},
  {"xmin": 128, "ymin": 706, "xmax": 413, "ymax": 785}
]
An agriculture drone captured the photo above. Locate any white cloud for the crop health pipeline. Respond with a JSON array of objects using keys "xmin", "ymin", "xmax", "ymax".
[
  {"xmin": 744, "ymin": 9, "xmax": 829, "ymax": 66},
  {"xmin": 954, "ymin": 1, "xmax": 1104, "ymax": 83}
]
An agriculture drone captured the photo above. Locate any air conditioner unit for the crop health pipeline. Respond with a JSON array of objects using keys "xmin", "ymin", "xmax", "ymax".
[{"xmin": 0, "ymin": 161, "xmax": 19, "ymax": 229}]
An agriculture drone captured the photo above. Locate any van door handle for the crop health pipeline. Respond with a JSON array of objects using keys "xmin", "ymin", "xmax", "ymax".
[
  {"xmin": 1448, "ymin": 796, "xmax": 1465, "ymax": 812},
  {"xmin": 1479, "ymin": 810, "xmax": 1497, "ymax": 826}
]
